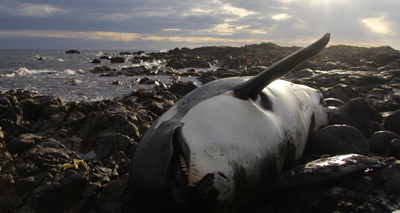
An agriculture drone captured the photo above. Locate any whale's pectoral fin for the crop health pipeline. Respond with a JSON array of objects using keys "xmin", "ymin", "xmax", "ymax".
[{"xmin": 275, "ymin": 154, "xmax": 381, "ymax": 189}]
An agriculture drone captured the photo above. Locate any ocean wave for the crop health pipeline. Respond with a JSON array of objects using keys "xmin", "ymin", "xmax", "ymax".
[
  {"xmin": 0, "ymin": 67, "xmax": 39, "ymax": 77},
  {"xmin": 0, "ymin": 67, "xmax": 76, "ymax": 77}
]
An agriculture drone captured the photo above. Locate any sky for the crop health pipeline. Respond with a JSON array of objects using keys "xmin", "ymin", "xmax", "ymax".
[{"xmin": 0, "ymin": 0, "xmax": 399, "ymax": 50}]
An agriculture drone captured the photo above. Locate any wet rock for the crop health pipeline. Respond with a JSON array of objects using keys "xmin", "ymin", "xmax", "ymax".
[
  {"xmin": 330, "ymin": 98, "xmax": 383, "ymax": 136},
  {"xmin": 91, "ymin": 59, "xmax": 102, "ymax": 64},
  {"xmin": 166, "ymin": 60, "xmax": 185, "ymax": 69},
  {"xmin": 389, "ymin": 139, "xmax": 400, "ymax": 159},
  {"xmin": 286, "ymin": 68, "xmax": 315, "ymax": 79},
  {"xmin": 138, "ymin": 77, "xmax": 158, "ymax": 84},
  {"xmin": 383, "ymin": 110, "xmax": 400, "ymax": 135},
  {"xmin": 184, "ymin": 59, "xmax": 211, "ymax": 68},
  {"xmin": 110, "ymin": 57, "xmax": 126, "ymax": 63},
  {"xmin": 99, "ymin": 55, "xmax": 111, "ymax": 60},
  {"xmin": 91, "ymin": 66, "xmax": 116, "ymax": 74},
  {"xmin": 369, "ymin": 131, "xmax": 400, "ymax": 154},
  {"xmin": 112, "ymin": 80, "xmax": 123, "ymax": 85},
  {"xmin": 309, "ymin": 125, "xmax": 369, "ymax": 155},
  {"xmin": 321, "ymin": 84, "xmax": 358, "ymax": 103},
  {"xmin": 168, "ymin": 81, "xmax": 198, "ymax": 96}
]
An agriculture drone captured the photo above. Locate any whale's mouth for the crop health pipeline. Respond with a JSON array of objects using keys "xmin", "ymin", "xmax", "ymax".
[{"xmin": 169, "ymin": 126, "xmax": 191, "ymax": 207}]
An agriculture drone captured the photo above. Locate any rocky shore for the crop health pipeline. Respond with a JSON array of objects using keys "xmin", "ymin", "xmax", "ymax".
[{"xmin": 1, "ymin": 43, "xmax": 400, "ymax": 212}]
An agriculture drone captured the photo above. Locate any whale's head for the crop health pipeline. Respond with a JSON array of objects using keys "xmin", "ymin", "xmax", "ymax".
[{"xmin": 128, "ymin": 34, "xmax": 330, "ymax": 211}]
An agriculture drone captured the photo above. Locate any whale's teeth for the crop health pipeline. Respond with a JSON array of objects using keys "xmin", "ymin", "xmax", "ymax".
[{"xmin": 179, "ymin": 155, "xmax": 189, "ymax": 177}]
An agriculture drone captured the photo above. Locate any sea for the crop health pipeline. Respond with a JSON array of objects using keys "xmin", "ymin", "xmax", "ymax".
[{"xmin": 0, "ymin": 49, "xmax": 203, "ymax": 102}]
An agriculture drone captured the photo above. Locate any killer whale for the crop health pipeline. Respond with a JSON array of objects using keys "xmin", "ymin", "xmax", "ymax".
[{"xmin": 128, "ymin": 33, "xmax": 331, "ymax": 212}]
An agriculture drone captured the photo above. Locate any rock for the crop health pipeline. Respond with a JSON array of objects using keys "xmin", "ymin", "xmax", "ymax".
[
  {"xmin": 318, "ymin": 187, "xmax": 357, "ymax": 212},
  {"xmin": 68, "ymin": 79, "xmax": 83, "ymax": 85},
  {"xmin": 138, "ymin": 77, "xmax": 157, "ymax": 84},
  {"xmin": 110, "ymin": 57, "xmax": 126, "ymax": 63},
  {"xmin": 65, "ymin": 50, "xmax": 81, "ymax": 54},
  {"xmin": 94, "ymin": 132, "xmax": 135, "ymax": 158},
  {"xmin": 99, "ymin": 55, "xmax": 111, "ymax": 60},
  {"xmin": 148, "ymin": 102, "xmax": 164, "ymax": 116},
  {"xmin": 228, "ymin": 58, "xmax": 241, "ymax": 70},
  {"xmin": 7, "ymin": 134, "xmax": 42, "ymax": 155},
  {"xmin": 286, "ymin": 68, "xmax": 315, "ymax": 79},
  {"xmin": 309, "ymin": 125, "xmax": 369, "ymax": 155},
  {"xmin": 330, "ymin": 98, "xmax": 382, "ymax": 136},
  {"xmin": 69, "ymin": 181, "xmax": 102, "ymax": 212},
  {"xmin": 369, "ymin": 131, "xmax": 400, "ymax": 154},
  {"xmin": 372, "ymin": 162, "xmax": 400, "ymax": 195},
  {"xmin": 217, "ymin": 55, "xmax": 233, "ymax": 68},
  {"xmin": 0, "ymin": 174, "xmax": 14, "ymax": 195},
  {"xmin": 184, "ymin": 59, "xmax": 211, "ymax": 68},
  {"xmin": 112, "ymin": 80, "xmax": 123, "ymax": 85},
  {"xmin": 92, "ymin": 179, "xmax": 127, "ymax": 212},
  {"xmin": 166, "ymin": 60, "xmax": 185, "ymax": 69},
  {"xmin": 383, "ymin": 110, "xmax": 400, "ymax": 135},
  {"xmin": 321, "ymin": 84, "xmax": 358, "ymax": 103},
  {"xmin": 0, "ymin": 188, "xmax": 22, "ymax": 212},
  {"xmin": 168, "ymin": 81, "xmax": 198, "ymax": 96},
  {"xmin": 119, "ymin": 52, "xmax": 132, "ymax": 55},
  {"xmin": 389, "ymin": 139, "xmax": 400, "ymax": 159},
  {"xmin": 91, "ymin": 59, "xmax": 102, "ymax": 64}
]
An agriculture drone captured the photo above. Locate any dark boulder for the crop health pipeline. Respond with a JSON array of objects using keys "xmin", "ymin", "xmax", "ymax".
[
  {"xmin": 166, "ymin": 60, "xmax": 185, "ymax": 69},
  {"xmin": 184, "ymin": 59, "xmax": 211, "ymax": 68},
  {"xmin": 389, "ymin": 139, "xmax": 400, "ymax": 159},
  {"xmin": 119, "ymin": 52, "xmax": 132, "ymax": 55},
  {"xmin": 308, "ymin": 125, "xmax": 369, "ymax": 155},
  {"xmin": 168, "ymin": 81, "xmax": 198, "ymax": 96},
  {"xmin": 330, "ymin": 98, "xmax": 383, "ymax": 137},
  {"xmin": 369, "ymin": 131, "xmax": 400, "ymax": 154},
  {"xmin": 110, "ymin": 57, "xmax": 126, "ymax": 63},
  {"xmin": 65, "ymin": 50, "xmax": 81, "ymax": 54},
  {"xmin": 7, "ymin": 134, "xmax": 42, "ymax": 155},
  {"xmin": 383, "ymin": 110, "xmax": 400, "ymax": 135}
]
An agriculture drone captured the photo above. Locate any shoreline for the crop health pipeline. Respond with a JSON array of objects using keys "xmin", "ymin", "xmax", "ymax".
[{"xmin": 1, "ymin": 44, "xmax": 400, "ymax": 212}]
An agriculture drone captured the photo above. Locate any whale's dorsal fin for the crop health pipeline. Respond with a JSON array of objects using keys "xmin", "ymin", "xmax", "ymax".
[{"xmin": 234, "ymin": 33, "xmax": 330, "ymax": 100}]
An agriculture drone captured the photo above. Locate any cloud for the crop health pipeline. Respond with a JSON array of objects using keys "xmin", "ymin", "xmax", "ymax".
[
  {"xmin": 0, "ymin": 2, "xmax": 67, "ymax": 18},
  {"xmin": 194, "ymin": 23, "xmax": 251, "ymax": 35},
  {"xmin": 0, "ymin": 30, "xmax": 140, "ymax": 41},
  {"xmin": 0, "ymin": 29, "xmax": 267, "ymax": 45},
  {"xmin": 361, "ymin": 15, "xmax": 396, "ymax": 36},
  {"xmin": 272, "ymin": 13, "xmax": 292, "ymax": 21},
  {"xmin": 0, "ymin": 0, "xmax": 399, "ymax": 50}
]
